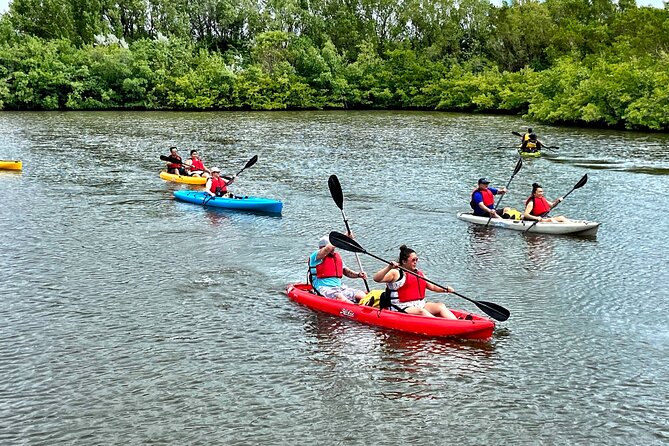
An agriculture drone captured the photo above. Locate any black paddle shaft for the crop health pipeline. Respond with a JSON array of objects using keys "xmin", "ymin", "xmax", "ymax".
[
  {"xmin": 486, "ymin": 157, "xmax": 522, "ymax": 227},
  {"xmin": 327, "ymin": 175, "xmax": 370, "ymax": 292},
  {"xmin": 328, "ymin": 231, "xmax": 510, "ymax": 321}
]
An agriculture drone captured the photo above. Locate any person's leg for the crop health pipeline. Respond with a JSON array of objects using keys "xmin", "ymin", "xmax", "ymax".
[
  {"xmin": 425, "ymin": 302, "xmax": 457, "ymax": 319},
  {"xmin": 402, "ymin": 306, "xmax": 433, "ymax": 317}
]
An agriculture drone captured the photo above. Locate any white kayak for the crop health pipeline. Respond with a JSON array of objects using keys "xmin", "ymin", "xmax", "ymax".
[{"xmin": 457, "ymin": 212, "xmax": 600, "ymax": 236}]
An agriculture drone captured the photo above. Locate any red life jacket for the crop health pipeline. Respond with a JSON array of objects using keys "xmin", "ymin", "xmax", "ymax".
[
  {"xmin": 471, "ymin": 188, "xmax": 494, "ymax": 206},
  {"xmin": 167, "ymin": 154, "xmax": 182, "ymax": 170},
  {"xmin": 315, "ymin": 252, "xmax": 343, "ymax": 278},
  {"xmin": 395, "ymin": 270, "xmax": 427, "ymax": 303},
  {"xmin": 526, "ymin": 196, "xmax": 551, "ymax": 216},
  {"xmin": 209, "ymin": 177, "xmax": 228, "ymax": 195},
  {"xmin": 189, "ymin": 158, "xmax": 205, "ymax": 171}
]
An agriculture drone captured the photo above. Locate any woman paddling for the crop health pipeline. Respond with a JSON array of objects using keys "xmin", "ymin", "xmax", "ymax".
[
  {"xmin": 372, "ymin": 245, "xmax": 457, "ymax": 319},
  {"xmin": 524, "ymin": 183, "xmax": 569, "ymax": 223}
]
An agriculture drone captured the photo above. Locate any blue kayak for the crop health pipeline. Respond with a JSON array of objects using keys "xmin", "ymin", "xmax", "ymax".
[{"xmin": 173, "ymin": 190, "xmax": 283, "ymax": 214}]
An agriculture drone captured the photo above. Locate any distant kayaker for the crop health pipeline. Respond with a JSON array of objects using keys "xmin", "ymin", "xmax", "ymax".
[
  {"xmin": 470, "ymin": 177, "xmax": 507, "ymax": 217},
  {"xmin": 521, "ymin": 127, "xmax": 533, "ymax": 142},
  {"xmin": 524, "ymin": 183, "xmax": 569, "ymax": 222},
  {"xmin": 520, "ymin": 133, "xmax": 543, "ymax": 153},
  {"xmin": 308, "ymin": 235, "xmax": 368, "ymax": 302},
  {"xmin": 165, "ymin": 146, "xmax": 186, "ymax": 175},
  {"xmin": 184, "ymin": 150, "xmax": 211, "ymax": 178},
  {"xmin": 205, "ymin": 167, "xmax": 235, "ymax": 198},
  {"xmin": 372, "ymin": 245, "xmax": 457, "ymax": 319}
]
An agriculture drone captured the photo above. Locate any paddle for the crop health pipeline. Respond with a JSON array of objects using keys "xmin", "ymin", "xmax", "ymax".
[
  {"xmin": 328, "ymin": 174, "xmax": 370, "ymax": 292},
  {"xmin": 328, "ymin": 231, "xmax": 510, "ymax": 322},
  {"xmin": 160, "ymin": 155, "xmax": 183, "ymax": 165},
  {"xmin": 485, "ymin": 157, "xmax": 522, "ymax": 227},
  {"xmin": 234, "ymin": 154, "xmax": 258, "ymax": 177},
  {"xmin": 524, "ymin": 174, "xmax": 588, "ymax": 233},
  {"xmin": 201, "ymin": 155, "xmax": 258, "ymax": 206}
]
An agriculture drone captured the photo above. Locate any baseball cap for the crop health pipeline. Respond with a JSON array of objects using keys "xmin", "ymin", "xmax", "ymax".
[
  {"xmin": 478, "ymin": 177, "xmax": 491, "ymax": 184},
  {"xmin": 211, "ymin": 167, "xmax": 221, "ymax": 173},
  {"xmin": 318, "ymin": 235, "xmax": 330, "ymax": 248}
]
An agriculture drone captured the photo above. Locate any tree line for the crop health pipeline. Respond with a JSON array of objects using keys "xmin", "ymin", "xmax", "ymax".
[{"xmin": 0, "ymin": 0, "xmax": 668, "ymax": 130}]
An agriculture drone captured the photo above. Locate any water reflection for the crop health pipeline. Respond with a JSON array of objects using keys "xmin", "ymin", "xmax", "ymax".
[{"xmin": 522, "ymin": 233, "xmax": 555, "ymax": 268}]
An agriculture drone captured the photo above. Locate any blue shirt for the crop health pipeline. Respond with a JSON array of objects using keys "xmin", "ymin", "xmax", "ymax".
[
  {"xmin": 309, "ymin": 250, "xmax": 346, "ymax": 290},
  {"xmin": 471, "ymin": 187, "xmax": 499, "ymax": 216}
]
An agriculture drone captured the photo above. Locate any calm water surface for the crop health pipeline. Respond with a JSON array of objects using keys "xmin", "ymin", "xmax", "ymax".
[{"xmin": 1, "ymin": 111, "xmax": 668, "ymax": 445}]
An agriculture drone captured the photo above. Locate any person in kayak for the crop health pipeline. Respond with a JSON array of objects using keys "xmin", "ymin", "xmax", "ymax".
[
  {"xmin": 184, "ymin": 150, "xmax": 211, "ymax": 178},
  {"xmin": 524, "ymin": 183, "xmax": 569, "ymax": 222},
  {"xmin": 520, "ymin": 133, "xmax": 543, "ymax": 153},
  {"xmin": 308, "ymin": 235, "xmax": 368, "ymax": 302},
  {"xmin": 470, "ymin": 177, "xmax": 507, "ymax": 217},
  {"xmin": 205, "ymin": 167, "xmax": 235, "ymax": 197},
  {"xmin": 372, "ymin": 245, "xmax": 457, "ymax": 319},
  {"xmin": 165, "ymin": 146, "xmax": 186, "ymax": 175},
  {"xmin": 521, "ymin": 127, "xmax": 533, "ymax": 143}
]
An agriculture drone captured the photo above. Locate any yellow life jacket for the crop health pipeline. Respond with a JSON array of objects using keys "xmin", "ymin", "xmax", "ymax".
[
  {"xmin": 502, "ymin": 208, "xmax": 523, "ymax": 220},
  {"xmin": 358, "ymin": 289, "xmax": 385, "ymax": 308}
]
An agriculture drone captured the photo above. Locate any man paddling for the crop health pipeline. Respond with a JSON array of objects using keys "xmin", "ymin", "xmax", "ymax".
[
  {"xmin": 470, "ymin": 178, "xmax": 507, "ymax": 217},
  {"xmin": 165, "ymin": 146, "xmax": 186, "ymax": 175}
]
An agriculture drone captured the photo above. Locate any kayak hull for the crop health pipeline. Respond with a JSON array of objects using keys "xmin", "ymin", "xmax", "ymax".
[
  {"xmin": 518, "ymin": 150, "xmax": 541, "ymax": 157},
  {"xmin": 173, "ymin": 190, "xmax": 283, "ymax": 214},
  {"xmin": 286, "ymin": 283, "xmax": 495, "ymax": 340},
  {"xmin": 0, "ymin": 160, "xmax": 22, "ymax": 170},
  {"xmin": 160, "ymin": 170, "xmax": 207, "ymax": 185},
  {"xmin": 457, "ymin": 212, "xmax": 600, "ymax": 236}
]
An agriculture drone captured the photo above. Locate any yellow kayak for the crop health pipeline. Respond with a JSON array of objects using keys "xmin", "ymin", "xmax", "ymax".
[
  {"xmin": 0, "ymin": 160, "xmax": 22, "ymax": 170},
  {"xmin": 159, "ymin": 170, "xmax": 207, "ymax": 185}
]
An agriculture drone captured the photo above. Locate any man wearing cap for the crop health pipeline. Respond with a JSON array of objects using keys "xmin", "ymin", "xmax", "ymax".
[
  {"xmin": 470, "ymin": 178, "xmax": 507, "ymax": 217},
  {"xmin": 205, "ymin": 167, "xmax": 235, "ymax": 198},
  {"xmin": 308, "ymin": 235, "xmax": 368, "ymax": 302}
]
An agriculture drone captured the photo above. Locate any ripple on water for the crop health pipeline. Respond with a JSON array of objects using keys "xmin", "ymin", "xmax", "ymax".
[{"xmin": 1, "ymin": 111, "xmax": 668, "ymax": 445}]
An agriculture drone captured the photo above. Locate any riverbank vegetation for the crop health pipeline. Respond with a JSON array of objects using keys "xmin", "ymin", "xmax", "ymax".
[{"xmin": 0, "ymin": 0, "xmax": 668, "ymax": 130}]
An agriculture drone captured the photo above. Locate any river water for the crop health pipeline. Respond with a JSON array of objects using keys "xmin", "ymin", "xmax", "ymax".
[{"xmin": 1, "ymin": 111, "xmax": 668, "ymax": 445}]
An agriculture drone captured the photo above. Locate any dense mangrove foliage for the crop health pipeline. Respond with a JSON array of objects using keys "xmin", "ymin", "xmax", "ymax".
[{"xmin": 0, "ymin": 0, "xmax": 668, "ymax": 129}]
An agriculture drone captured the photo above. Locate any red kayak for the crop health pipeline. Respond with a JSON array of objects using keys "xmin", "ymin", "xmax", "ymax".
[{"xmin": 286, "ymin": 283, "xmax": 495, "ymax": 340}]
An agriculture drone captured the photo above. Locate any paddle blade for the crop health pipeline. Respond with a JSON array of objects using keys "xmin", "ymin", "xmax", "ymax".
[
  {"xmin": 512, "ymin": 157, "xmax": 523, "ymax": 176},
  {"xmin": 574, "ymin": 173, "xmax": 588, "ymax": 190},
  {"xmin": 328, "ymin": 174, "xmax": 344, "ymax": 210},
  {"xmin": 475, "ymin": 300, "xmax": 510, "ymax": 322},
  {"xmin": 329, "ymin": 231, "xmax": 366, "ymax": 254},
  {"xmin": 245, "ymin": 155, "xmax": 258, "ymax": 170},
  {"xmin": 511, "ymin": 131, "xmax": 522, "ymax": 137}
]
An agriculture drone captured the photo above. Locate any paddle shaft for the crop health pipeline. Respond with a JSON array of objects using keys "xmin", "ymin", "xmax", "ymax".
[
  {"xmin": 328, "ymin": 174, "xmax": 370, "ymax": 292},
  {"xmin": 339, "ymin": 209, "xmax": 370, "ymax": 292},
  {"xmin": 485, "ymin": 158, "xmax": 522, "ymax": 227},
  {"xmin": 328, "ymin": 231, "xmax": 510, "ymax": 321},
  {"xmin": 365, "ymin": 251, "xmax": 479, "ymax": 303}
]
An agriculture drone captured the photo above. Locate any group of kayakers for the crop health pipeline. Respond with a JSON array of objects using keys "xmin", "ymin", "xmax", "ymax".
[
  {"xmin": 308, "ymin": 235, "xmax": 459, "ymax": 319},
  {"xmin": 165, "ymin": 147, "xmax": 211, "ymax": 177},
  {"xmin": 470, "ymin": 177, "xmax": 568, "ymax": 222},
  {"xmin": 306, "ymin": 127, "xmax": 576, "ymax": 316},
  {"xmin": 165, "ymin": 147, "xmax": 237, "ymax": 198}
]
